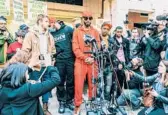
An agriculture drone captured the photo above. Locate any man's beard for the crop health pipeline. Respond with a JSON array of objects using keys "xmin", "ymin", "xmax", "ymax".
[
  {"xmin": 116, "ymin": 35, "xmax": 121, "ymax": 38},
  {"xmin": 0, "ymin": 27, "xmax": 6, "ymax": 31},
  {"xmin": 102, "ymin": 33, "xmax": 108, "ymax": 37},
  {"xmin": 84, "ymin": 22, "xmax": 91, "ymax": 28}
]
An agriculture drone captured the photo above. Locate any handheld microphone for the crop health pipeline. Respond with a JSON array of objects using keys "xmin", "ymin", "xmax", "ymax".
[{"xmin": 101, "ymin": 41, "xmax": 106, "ymax": 48}]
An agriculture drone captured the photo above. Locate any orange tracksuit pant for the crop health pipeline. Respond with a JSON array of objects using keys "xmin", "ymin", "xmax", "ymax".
[{"xmin": 74, "ymin": 61, "xmax": 97, "ymax": 106}]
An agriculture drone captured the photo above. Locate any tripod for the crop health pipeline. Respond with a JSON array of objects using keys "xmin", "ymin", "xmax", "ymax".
[
  {"xmin": 83, "ymin": 35, "xmax": 127, "ymax": 115},
  {"xmin": 102, "ymin": 51, "xmax": 127, "ymax": 115},
  {"xmin": 107, "ymin": 72, "xmax": 127, "ymax": 115}
]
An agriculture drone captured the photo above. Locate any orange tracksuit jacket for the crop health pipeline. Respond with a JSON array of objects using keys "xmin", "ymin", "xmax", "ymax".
[{"xmin": 72, "ymin": 26, "xmax": 100, "ymax": 107}]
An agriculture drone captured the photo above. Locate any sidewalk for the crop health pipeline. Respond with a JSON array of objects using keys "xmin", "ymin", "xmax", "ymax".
[{"xmin": 48, "ymin": 88, "xmax": 141, "ymax": 115}]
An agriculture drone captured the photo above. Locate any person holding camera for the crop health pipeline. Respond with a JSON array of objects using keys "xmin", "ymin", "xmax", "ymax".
[
  {"xmin": 50, "ymin": 20, "xmax": 75, "ymax": 113},
  {"xmin": 7, "ymin": 29, "xmax": 28, "ymax": 60},
  {"xmin": 108, "ymin": 26, "xmax": 130, "ymax": 97},
  {"xmin": 8, "ymin": 14, "xmax": 56, "ymax": 115},
  {"xmin": 0, "ymin": 16, "xmax": 14, "ymax": 68},
  {"xmin": 0, "ymin": 62, "xmax": 60, "ymax": 115},
  {"xmin": 72, "ymin": 11, "xmax": 100, "ymax": 115},
  {"xmin": 126, "ymin": 60, "xmax": 168, "ymax": 115},
  {"xmin": 139, "ymin": 22, "xmax": 166, "ymax": 76}
]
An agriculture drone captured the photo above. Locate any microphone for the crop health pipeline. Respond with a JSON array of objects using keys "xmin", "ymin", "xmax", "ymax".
[{"xmin": 101, "ymin": 40, "xmax": 106, "ymax": 49}]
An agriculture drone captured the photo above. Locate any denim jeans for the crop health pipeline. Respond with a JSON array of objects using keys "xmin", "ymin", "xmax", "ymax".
[
  {"xmin": 103, "ymin": 66, "xmax": 113, "ymax": 101},
  {"xmin": 117, "ymin": 88, "xmax": 142, "ymax": 107},
  {"xmin": 29, "ymin": 67, "xmax": 50, "ymax": 103}
]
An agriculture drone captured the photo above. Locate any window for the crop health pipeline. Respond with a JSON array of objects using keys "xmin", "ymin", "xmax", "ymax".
[
  {"xmin": 38, "ymin": 0, "xmax": 83, "ymax": 6},
  {"xmin": 140, "ymin": 13, "xmax": 148, "ymax": 17}
]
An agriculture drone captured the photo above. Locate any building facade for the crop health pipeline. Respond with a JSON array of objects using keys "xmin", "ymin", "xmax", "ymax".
[{"xmin": 4, "ymin": 0, "xmax": 168, "ymax": 32}]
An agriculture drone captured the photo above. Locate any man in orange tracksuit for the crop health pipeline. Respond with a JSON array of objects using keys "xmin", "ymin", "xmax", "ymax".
[{"xmin": 72, "ymin": 11, "xmax": 100, "ymax": 114}]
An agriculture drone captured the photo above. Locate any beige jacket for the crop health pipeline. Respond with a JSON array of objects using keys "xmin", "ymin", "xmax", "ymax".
[{"xmin": 9, "ymin": 26, "xmax": 56, "ymax": 70}]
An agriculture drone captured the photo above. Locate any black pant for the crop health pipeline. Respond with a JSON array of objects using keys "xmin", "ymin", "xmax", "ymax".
[
  {"xmin": 146, "ymin": 70, "xmax": 157, "ymax": 76},
  {"xmin": 116, "ymin": 70, "xmax": 126, "ymax": 98},
  {"xmin": 55, "ymin": 58, "xmax": 74, "ymax": 102},
  {"xmin": 138, "ymin": 107, "xmax": 168, "ymax": 115}
]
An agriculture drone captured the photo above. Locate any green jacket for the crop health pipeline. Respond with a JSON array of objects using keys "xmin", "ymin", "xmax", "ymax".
[
  {"xmin": 0, "ymin": 66, "xmax": 61, "ymax": 115},
  {"xmin": 0, "ymin": 32, "xmax": 14, "ymax": 64}
]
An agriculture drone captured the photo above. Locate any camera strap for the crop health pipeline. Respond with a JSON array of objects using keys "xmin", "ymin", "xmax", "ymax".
[{"xmin": 37, "ymin": 67, "xmax": 48, "ymax": 82}]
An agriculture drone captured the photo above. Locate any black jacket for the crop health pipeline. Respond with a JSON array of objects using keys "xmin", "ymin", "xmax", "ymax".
[
  {"xmin": 108, "ymin": 35, "xmax": 130, "ymax": 64},
  {"xmin": 138, "ymin": 35, "xmax": 165, "ymax": 72},
  {"xmin": 0, "ymin": 66, "xmax": 60, "ymax": 115},
  {"xmin": 127, "ymin": 69, "xmax": 143, "ymax": 89},
  {"xmin": 129, "ymin": 38, "xmax": 142, "ymax": 60}
]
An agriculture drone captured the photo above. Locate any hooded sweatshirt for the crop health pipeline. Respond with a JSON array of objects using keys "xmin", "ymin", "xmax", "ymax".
[{"xmin": 51, "ymin": 25, "xmax": 74, "ymax": 60}]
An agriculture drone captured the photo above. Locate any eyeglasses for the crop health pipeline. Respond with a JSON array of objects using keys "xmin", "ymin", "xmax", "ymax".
[{"xmin": 83, "ymin": 17, "xmax": 93, "ymax": 21}]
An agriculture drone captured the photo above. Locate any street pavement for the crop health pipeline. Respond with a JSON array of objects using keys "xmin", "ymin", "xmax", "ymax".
[{"xmin": 47, "ymin": 88, "xmax": 141, "ymax": 115}]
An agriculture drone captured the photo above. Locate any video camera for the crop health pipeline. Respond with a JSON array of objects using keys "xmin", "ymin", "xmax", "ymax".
[
  {"xmin": 123, "ymin": 58, "xmax": 143, "ymax": 71},
  {"xmin": 156, "ymin": 14, "xmax": 168, "ymax": 21},
  {"xmin": 146, "ymin": 19, "xmax": 159, "ymax": 31}
]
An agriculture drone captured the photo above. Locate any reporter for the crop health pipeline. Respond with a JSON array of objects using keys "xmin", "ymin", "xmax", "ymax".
[
  {"xmin": 0, "ymin": 62, "xmax": 60, "ymax": 115},
  {"xmin": 130, "ymin": 60, "xmax": 168, "ymax": 115},
  {"xmin": 117, "ymin": 58, "xmax": 143, "ymax": 110}
]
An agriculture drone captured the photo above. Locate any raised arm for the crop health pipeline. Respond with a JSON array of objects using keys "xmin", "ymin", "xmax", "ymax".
[
  {"xmin": 27, "ymin": 66, "xmax": 60, "ymax": 97},
  {"xmin": 133, "ymin": 72, "xmax": 160, "ymax": 83}
]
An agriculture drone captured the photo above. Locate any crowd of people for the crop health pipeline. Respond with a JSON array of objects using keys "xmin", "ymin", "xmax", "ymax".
[{"xmin": 0, "ymin": 10, "xmax": 168, "ymax": 115}]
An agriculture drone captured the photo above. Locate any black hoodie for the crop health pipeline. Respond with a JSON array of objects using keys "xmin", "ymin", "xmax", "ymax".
[{"xmin": 50, "ymin": 25, "xmax": 74, "ymax": 60}]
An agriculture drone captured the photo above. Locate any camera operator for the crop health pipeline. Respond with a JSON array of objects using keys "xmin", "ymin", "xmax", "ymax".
[
  {"xmin": 139, "ymin": 21, "xmax": 166, "ymax": 76},
  {"xmin": 108, "ymin": 26, "xmax": 130, "ymax": 97},
  {"xmin": 72, "ymin": 11, "xmax": 100, "ymax": 115},
  {"xmin": 156, "ymin": 15, "xmax": 168, "ymax": 60},
  {"xmin": 127, "ymin": 60, "xmax": 168, "ymax": 115},
  {"xmin": 8, "ymin": 14, "xmax": 56, "ymax": 115},
  {"xmin": 0, "ymin": 16, "xmax": 14, "ymax": 68}
]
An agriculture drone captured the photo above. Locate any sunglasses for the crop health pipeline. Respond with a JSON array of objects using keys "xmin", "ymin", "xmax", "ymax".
[{"xmin": 83, "ymin": 17, "xmax": 93, "ymax": 21}]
